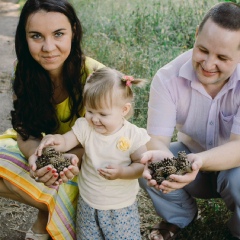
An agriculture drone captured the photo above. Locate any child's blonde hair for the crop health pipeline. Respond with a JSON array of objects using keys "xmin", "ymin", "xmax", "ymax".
[{"xmin": 83, "ymin": 67, "xmax": 146, "ymax": 119}]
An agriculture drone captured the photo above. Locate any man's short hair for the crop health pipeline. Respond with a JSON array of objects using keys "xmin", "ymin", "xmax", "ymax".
[{"xmin": 199, "ymin": 2, "xmax": 240, "ymax": 32}]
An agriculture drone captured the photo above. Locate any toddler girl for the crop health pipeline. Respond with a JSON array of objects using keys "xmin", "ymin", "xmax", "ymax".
[{"xmin": 36, "ymin": 67, "xmax": 150, "ymax": 239}]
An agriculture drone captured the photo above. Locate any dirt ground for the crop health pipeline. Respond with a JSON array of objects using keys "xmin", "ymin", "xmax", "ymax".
[{"xmin": 0, "ymin": 1, "xmax": 38, "ymax": 239}]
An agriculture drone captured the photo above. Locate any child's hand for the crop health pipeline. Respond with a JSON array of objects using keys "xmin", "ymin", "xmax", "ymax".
[
  {"xmin": 98, "ymin": 164, "xmax": 123, "ymax": 180},
  {"xmin": 35, "ymin": 134, "xmax": 60, "ymax": 156}
]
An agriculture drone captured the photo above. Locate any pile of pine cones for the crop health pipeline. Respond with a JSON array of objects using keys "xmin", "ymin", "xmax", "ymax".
[
  {"xmin": 36, "ymin": 147, "xmax": 71, "ymax": 176},
  {"xmin": 148, "ymin": 151, "xmax": 192, "ymax": 185}
]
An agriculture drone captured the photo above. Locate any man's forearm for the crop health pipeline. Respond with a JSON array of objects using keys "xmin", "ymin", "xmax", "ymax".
[{"xmin": 197, "ymin": 139, "xmax": 240, "ymax": 171}]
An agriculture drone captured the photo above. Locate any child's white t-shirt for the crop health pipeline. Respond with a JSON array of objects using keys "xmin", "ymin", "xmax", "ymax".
[{"xmin": 72, "ymin": 118, "xmax": 150, "ymax": 210}]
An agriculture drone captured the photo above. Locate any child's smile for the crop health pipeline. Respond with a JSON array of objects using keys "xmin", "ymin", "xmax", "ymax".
[{"xmin": 85, "ymin": 104, "xmax": 126, "ymax": 135}]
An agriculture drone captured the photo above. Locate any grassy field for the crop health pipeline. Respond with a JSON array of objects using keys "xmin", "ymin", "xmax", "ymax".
[
  {"xmin": 73, "ymin": 0, "xmax": 222, "ymax": 128},
  {"xmin": 72, "ymin": 0, "xmax": 237, "ymax": 239}
]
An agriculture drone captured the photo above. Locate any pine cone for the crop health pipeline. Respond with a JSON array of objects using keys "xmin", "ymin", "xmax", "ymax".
[
  {"xmin": 154, "ymin": 175, "xmax": 165, "ymax": 185},
  {"xmin": 148, "ymin": 161, "xmax": 162, "ymax": 172},
  {"xmin": 161, "ymin": 166, "xmax": 177, "ymax": 176},
  {"xmin": 36, "ymin": 147, "xmax": 71, "ymax": 176},
  {"xmin": 149, "ymin": 151, "xmax": 192, "ymax": 184},
  {"xmin": 161, "ymin": 158, "xmax": 174, "ymax": 167}
]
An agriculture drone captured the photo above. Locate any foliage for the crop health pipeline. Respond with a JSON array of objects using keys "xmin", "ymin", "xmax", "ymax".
[
  {"xmin": 73, "ymin": 0, "xmax": 223, "ymax": 128},
  {"xmin": 225, "ymin": 0, "xmax": 240, "ymax": 3},
  {"xmin": 18, "ymin": 0, "xmax": 26, "ymax": 9}
]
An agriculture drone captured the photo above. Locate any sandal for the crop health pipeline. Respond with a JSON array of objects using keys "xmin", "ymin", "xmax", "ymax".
[
  {"xmin": 25, "ymin": 228, "xmax": 50, "ymax": 240},
  {"xmin": 148, "ymin": 221, "xmax": 180, "ymax": 240},
  {"xmin": 148, "ymin": 211, "xmax": 198, "ymax": 240}
]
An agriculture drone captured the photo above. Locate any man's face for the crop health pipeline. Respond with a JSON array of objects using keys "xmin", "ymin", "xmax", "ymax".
[{"xmin": 192, "ymin": 19, "xmax": 240, "ymax": 97}]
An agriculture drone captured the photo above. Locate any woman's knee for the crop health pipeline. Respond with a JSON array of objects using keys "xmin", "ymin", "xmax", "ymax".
[
  {"xmin": 3, "ymin": 178, "xmax": 20, "ymax": 193},
  {"xmin": 0, "ymin": 178, "xmax": 12, "ymax": 193},
  {"xmin": 0, "ymin": 178, "xmax": 23, "ymax": 201},
  {"xmin": 2, "ymin": 178, "xmax": 27, "ymax": 199},
  {"xmin": 2, "ymin": 178, "xmax": 47, "ymax": 210}
]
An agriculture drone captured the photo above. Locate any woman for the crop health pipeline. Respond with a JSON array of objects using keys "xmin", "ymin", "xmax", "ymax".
[{"xmin": 0, "ymin": 0, "xmax": 104, "ymax": 239}]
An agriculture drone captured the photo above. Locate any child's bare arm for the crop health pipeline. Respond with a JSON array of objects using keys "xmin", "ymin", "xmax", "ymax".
[
  {"xmin": 124, "ymin": 144, "xmax": 147, "ymax": 178},
  {"xmin": 98, "ymin": 145, "xmax": 147, "ymax": 180},
  {"xmin": 36, "ymin": 130, "xmax": 80, "ymax": 156}
]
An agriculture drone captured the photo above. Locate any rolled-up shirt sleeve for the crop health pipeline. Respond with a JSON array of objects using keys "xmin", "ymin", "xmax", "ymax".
[{"xmin": 147, "ymin": 72, "xmax": 176, "ymax": 137}]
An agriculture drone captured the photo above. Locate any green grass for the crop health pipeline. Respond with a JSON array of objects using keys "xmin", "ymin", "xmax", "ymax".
[
  {"xmin": 73, "ymin": 0, "xmax": 224, "ymax": 128},
  {"xmin": 73, "ymin": 1, "xmax": 237, "ymax": 239},
  {"xmin": 18, "ymin": 0, "xmax": 26, "ymax": 9}
]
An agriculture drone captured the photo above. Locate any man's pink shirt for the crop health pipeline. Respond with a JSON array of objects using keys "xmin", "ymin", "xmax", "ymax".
[{"xmin": 147, "ymin": 49, "xmax": 240, "ymax": 152}]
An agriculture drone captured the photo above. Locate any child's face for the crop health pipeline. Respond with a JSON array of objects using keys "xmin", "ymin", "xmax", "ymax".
[{"xmin": 85, "ymin": 102, "xmax": 129, "ymax": 135}]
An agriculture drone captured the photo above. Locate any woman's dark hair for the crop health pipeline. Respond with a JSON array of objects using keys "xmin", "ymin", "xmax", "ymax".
[{"xmin": 11, "ymin": 0, "xmax": 86, "ymax": 140}]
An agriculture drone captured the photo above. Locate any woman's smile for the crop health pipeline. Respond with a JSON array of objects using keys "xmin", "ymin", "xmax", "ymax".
[{"xmin": 42, "ymin": 55, "xmax": 59, "ymax": 62}]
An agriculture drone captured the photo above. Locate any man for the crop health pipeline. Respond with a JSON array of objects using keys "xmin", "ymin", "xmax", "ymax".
[{"xmin": 140, "ymin": 2, "xmax": 240, "ymax": 240}]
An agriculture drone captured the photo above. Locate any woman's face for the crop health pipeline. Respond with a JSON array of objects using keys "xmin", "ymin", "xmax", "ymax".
[{"xmin": 25, "ymin": 10, "xmax": 73, "ymax": 77}]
